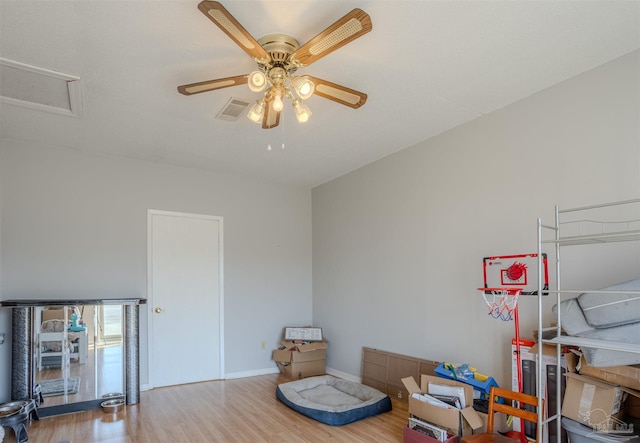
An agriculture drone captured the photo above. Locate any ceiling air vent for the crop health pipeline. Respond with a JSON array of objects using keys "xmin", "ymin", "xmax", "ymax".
[
  {"xmin": 215, "ymin": 97, "xmax": 251, "ymax": 121},
  {"xmin": 0, "ymin": 58, "xmax": 83, "ymax": 117}
]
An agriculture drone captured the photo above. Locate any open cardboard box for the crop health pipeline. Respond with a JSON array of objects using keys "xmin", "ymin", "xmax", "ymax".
[
  {"xmin": 402, "ymin": 374, "xmax": 483, "ymax": 436},
  {"xmin": 272, "ymin": 337, "xmax": 327, "ymax": 379},
  {"xmin": 272, "ymin": 344, "xmax": 327, "ymax": 363},
  {"xmin": 565, "ymin": 351, "xmax": 640, "ymax": 391},
  {"xmin": 280, "ymin": 340, "xmax": 328, "ymax": 353},
  {"xmin": 562, "ymin": 372, "xmax": 640, "ymax": 430}
]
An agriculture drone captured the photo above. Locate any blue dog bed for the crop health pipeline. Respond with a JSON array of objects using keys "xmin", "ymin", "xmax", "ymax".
[{"xmin": 276, "ymin": 375, "xmax": 392, "ymax": 426}]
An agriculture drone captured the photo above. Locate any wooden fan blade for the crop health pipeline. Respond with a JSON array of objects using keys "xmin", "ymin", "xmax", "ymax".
[
  {"xmin": 307, "ymin": 76, "xmax": 367, "ymax": 108},
  {"xmin": 262, "ymin": 97, "xmax": 280, "ymax": 129},
  {"xmin": 197, "ymin": 1, "xmax": 270, "ymax": 63},
  {"xmin": 177, "ymin": 74, "xmax": 249, "ymax": 95},
  {"xmin": 290, "ymin": 8, "xmax": 372, "ymax": 67}
]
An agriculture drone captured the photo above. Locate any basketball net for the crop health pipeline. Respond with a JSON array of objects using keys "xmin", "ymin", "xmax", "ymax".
[{"xmin": 481, "ymin": 288, "xmax": 521, "ymax": 321}]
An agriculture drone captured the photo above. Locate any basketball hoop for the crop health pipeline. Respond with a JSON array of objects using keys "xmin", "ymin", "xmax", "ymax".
[
  {"xmin": 478, "ymin": 287, "xmax": 526, "ymax": 443},
  {"xmin": 479, "ymin": 253, "xmax": 549, "ymax": 443},
  {"xmin": 479, "ymin": 288, "xmax": 522, "ymax": 321}
]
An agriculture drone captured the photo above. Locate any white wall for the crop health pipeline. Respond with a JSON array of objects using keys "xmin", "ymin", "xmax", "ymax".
[
  {"xmin": 1, "ymin": 51, "xmax": 637, "ymax": 404},
  {"xmin": 312, "ymin": 50, "xmax": 640, "ymax": 386},
  {"xmin": 0, "ymin": 141, "xmax": 312, "ymax": 401},
  {"xmin": 0, "ymin": 148, "xmax": 8, "ymax": 400}
]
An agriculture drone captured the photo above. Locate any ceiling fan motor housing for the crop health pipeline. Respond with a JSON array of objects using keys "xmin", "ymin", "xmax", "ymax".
[{"xmin": 257, "ymin": 34, "xmax": 300, "ymax": 73}]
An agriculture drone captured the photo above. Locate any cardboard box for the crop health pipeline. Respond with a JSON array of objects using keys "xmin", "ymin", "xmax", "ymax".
[
  {"xmin": 42, "ymin": 308, "xmax": 73, "ymax": 322},
  {"xmin": 402, "ymin": 374, "xmax": 483, "ymax": 436},
  {"xmin": 272, "ymin": 347, "xmax": 326, "ymax": 363},
  {"xmin": 280, "ymin": 340, "xmax": 328, "ymax": 353},
  {"xmin": 561, "ymin": 373, "xmax": 640, "ymax": 431},
  {"xmin": 276, "ymin": 359, "xmax": 326, "ymax": 379},
  {"xmin": 574, "ymin": 355, "xmax": 640, "ymax": 391},
  {"xmin": 272, "ymin": 338, "xmax": 327, "ymax": 379}
]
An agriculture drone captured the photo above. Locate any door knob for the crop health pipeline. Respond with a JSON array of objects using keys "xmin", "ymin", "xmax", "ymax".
[{"xmin": 155, "ymin": 307, "xmax": 162, "ymax": 313}]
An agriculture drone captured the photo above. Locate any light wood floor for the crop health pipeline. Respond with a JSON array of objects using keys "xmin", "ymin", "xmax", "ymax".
[
  {"xmin": 10, "ymin": 374, "xmax": 409, "ymax": 443},
  {"xmin": 36, "ymin": 344, "xmax": 123, "ymax": 407}
]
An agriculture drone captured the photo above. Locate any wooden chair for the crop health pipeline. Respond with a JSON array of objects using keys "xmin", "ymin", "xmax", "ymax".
[{"xmin": 461, "ymin": 386, "xmax": 541, "ymax": 443}]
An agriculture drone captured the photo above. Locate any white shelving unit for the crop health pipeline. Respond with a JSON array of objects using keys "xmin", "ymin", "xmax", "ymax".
[{"xmin": 536, "ymin": 198, "xmax": 640, "ymax": 443}]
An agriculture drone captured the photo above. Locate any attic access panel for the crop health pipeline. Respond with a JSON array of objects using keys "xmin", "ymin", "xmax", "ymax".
[{"xmin": 0, "ymin": 58, "xmax": 83, "ymax": 117}]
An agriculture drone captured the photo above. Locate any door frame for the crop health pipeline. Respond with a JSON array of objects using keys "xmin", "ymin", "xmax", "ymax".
[{"xmin": 147, "ymin": 209, "xmax": 225, "ymax": 387}]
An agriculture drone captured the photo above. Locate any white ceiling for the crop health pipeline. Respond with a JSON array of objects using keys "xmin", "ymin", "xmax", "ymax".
[{"xmin": 1, "ymin": 1, "xmax": 638, "ymax": 188}]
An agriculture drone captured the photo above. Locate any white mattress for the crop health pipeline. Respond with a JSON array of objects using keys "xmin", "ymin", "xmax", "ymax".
[
  {"xmin": 553, "ymin": 298, "xmax": 594, "ymax": 336},
  {"xmin": 578, "ymin": 321, "xmax": 640, "ymax": 366},
  {"xmin": 553, "ymin": 295, "xmax": 640, "ymax": 367},
  {"xmin": 578, "ymin": 278, "xmax": 640, "ymax": 328}
]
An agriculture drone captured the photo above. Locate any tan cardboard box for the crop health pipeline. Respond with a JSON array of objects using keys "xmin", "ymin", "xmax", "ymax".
[
  {"xmin": 280, "ymin": 340, "xmax": 328, "ymax": 353},
  {"xmin": 561, "ymin": 373, "xmax": 640, "ymax": 431},
  {"xmin": 272, "ymin": 341, "xmax": 327, "ymax": 379},
  {"xmin": 272, "ymin": 348, "xmax": 326, "ymax": 364},
  {"xmin": 276, "ymin": 359, "xmax": 325, "ymax": 379},
  {"xmin": 402, "ymin": 374, "xmax": 483, "ymax": 436},
  {"xmin": 577, "ymin": 356, "xmax": 640, "ymax": 391}
]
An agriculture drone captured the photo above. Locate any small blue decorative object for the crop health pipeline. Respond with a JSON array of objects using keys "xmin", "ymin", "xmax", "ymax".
[{"xmin": 69, "ymin": 313, "xmax": 86, "ymax": 332}]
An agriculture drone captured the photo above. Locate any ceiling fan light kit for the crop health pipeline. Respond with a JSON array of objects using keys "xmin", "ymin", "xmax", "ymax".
[
  {"xmin": 178, "ymin": 1, "xmax": 372, "ymax": 129},
  {"xmin": 247, "ymin": 99, "xmax": 266, "ymax": 123},
  {"xmin": 247, "ymin": 71, "xmax": 267, "ymax": 92}
]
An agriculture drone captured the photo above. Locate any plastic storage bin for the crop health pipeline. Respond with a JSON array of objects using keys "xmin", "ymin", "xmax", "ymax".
[
  {"xmin": 561, "ymin": 417, "xmax": 639, "ymax": 443},
  {"xmin": 434, "ymin": 363, "xmax": 499, "ymax": 395}
]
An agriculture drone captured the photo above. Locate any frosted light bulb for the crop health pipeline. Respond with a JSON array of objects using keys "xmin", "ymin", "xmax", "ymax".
[{"xmin": 272, "ymin": 93, "xmax": 284, "ymax": 112}]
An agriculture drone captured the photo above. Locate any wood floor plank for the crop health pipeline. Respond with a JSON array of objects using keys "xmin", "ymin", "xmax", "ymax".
[{"xmin": 7, "ymin": 374, "xmax": 408, "ymax": 442}]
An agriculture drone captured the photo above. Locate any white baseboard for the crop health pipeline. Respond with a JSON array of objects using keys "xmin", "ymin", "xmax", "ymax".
[
  {"xmin": 142, "ymin": 367, "xmax": 358, "ymax": 386},
  {"xmin": 224, "ymin": 367, "xmax": 280, "ymax": 379}
]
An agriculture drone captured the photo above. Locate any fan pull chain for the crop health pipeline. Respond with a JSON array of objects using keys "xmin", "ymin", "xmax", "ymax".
[{"xmin": 281, "ymin": 110, "xmax": 285, "ymax": 150}]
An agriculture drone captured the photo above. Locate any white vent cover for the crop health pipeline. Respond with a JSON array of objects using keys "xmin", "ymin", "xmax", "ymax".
[
  {"xmin": 216, "ymin": 97, "xmax": 251, "ymax": 121},
  {"xmin": 0, "ymin": 58, "xmax": 83, "ymax": 117}
]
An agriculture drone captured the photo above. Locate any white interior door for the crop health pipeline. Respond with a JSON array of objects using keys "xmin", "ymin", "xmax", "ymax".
[{"xmin": 148, "ymin": 210, "xmax": 223, "ymax": 387}]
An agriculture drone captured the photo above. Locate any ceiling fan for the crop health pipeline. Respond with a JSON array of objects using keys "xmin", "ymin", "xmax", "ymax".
[{"xmin": 178, "ymin": 1, "xmax": 372, "ymax": 129}]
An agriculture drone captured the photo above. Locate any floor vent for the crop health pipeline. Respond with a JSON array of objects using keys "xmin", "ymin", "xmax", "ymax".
[
  {"xmin": 0, "ymin": 58, "xmax": 83, "ymax": 118},
  {"xmin": 216, "ymin": 97, "xmax": 251, "ymax": 121}
]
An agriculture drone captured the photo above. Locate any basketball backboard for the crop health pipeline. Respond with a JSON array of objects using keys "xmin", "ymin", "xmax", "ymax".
[{"xmin": 482, "ymin": 253, "xmax": 548, "ymax": 295}]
